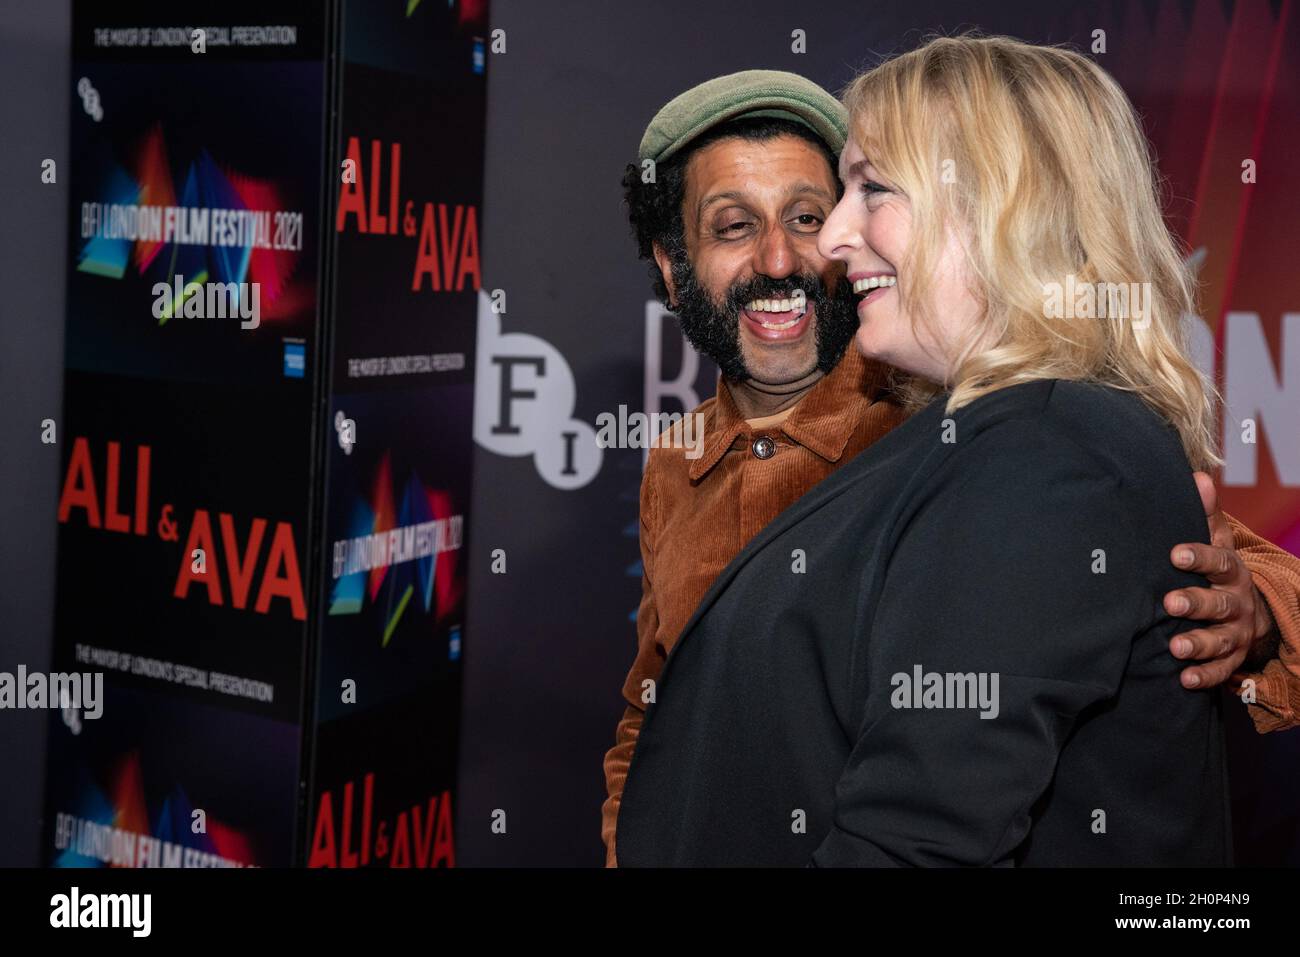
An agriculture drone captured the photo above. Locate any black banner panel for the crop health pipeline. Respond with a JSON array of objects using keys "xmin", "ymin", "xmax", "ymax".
[{"xmin": 43, "ymin": 0, "xmax": 485, "ymax": 869}]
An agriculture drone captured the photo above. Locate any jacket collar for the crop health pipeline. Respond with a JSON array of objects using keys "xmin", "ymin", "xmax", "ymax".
[{"xmin": 688, "ymin": 347, "xmax": 891, "ymax": 482}]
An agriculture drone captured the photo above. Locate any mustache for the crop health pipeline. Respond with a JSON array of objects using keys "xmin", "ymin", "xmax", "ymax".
[
  {"xmin": 667, "ymin": 251, "xmax": 859, "ymax": 380},
  {"xmin": 722, "ymin": 273, "xmax": 850, "ymax": 311}
]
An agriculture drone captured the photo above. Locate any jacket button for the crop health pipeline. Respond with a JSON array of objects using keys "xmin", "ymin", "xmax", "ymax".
[{"xmin": 752, "ymin": 435, "xmax": 776, "ymax": 459}]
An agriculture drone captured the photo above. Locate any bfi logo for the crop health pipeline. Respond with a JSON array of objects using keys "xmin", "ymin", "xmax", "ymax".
[{"xmin": 473, "ymin": 293, "xmax": 713, "ymax": 490}]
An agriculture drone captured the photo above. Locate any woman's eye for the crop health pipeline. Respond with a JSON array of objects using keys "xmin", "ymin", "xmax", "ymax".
[{"xmin": 860, "ymin": 180, "xmax": 888, "ymax": 197}]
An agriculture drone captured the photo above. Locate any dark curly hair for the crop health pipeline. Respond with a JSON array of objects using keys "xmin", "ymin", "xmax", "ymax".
[{"xmin": 622, "ymin": 116, "xmax": 839, "ymax": 304}]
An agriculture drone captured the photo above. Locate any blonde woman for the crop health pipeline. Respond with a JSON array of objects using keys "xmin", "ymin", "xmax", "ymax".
[{"xmin": 615, "ymin": 36, "xmax": 1232, "ymax": 866}]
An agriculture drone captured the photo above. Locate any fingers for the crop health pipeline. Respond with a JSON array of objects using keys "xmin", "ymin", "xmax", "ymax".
[
  {"xmin": 1164, "ymin": 585, "xmax": 1241, "ymax": 622},
  {"xmin": 1177, "ymin": 653, "xmax": 1246, "ymax": 690},
  {"xmin": 1170, "ymin": 625, "xmax": 1251, "ymax": 689},
  {"xmin": 1165, "ymin": 501, "xmax": 1257, "ymax": 692},
  {"xmin": 1169, "ymin": 541, "xmax": 1240, "ymax": 584},
  {"xmin": 1168, "ymin": 622, "xmax": 1247, "ymax": 660}
]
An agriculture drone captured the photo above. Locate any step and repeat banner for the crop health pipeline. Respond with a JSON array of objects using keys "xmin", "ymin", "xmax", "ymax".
[
  {"xmin": 43, "ymin": 0, "xmax": 485, "ymax": 868},
  {"xmin": 307, "ymin": 0, "xmax": 485, "ymax": 870}
]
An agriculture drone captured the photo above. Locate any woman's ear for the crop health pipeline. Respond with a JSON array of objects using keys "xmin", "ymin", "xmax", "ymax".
[{"xmin": 652, "ymin": 242, "xmax": 677, "ymax": 309}]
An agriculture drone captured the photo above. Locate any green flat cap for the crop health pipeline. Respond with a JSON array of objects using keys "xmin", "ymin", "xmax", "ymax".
[{"xmin": 638, "ymin": 69, "xmax": 848, "ymax": 165}]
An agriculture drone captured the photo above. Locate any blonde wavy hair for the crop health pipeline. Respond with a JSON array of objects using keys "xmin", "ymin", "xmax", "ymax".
[{"xmin": 841, "ymin": 33, "xmax": 1219, "ymax": 468}]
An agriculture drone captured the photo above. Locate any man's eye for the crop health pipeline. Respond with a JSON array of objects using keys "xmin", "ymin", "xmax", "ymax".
[
  {"xmin": 716, "ymin": 220, "xmax": 753, "ymax": 234},
  {"xmin": 790, "ymin": 214, "xmax": 823, "ymax": 227}
]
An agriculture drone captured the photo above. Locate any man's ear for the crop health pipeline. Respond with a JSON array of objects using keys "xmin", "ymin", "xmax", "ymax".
[{"xmin": 652, "ymin": 242, "xmax": 677, "ymax": 309}]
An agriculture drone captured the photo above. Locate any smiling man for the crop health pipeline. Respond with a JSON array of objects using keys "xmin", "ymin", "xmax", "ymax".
[{"xmin": 601, "ymin": 70, "xmax": 1300, "ymax": 867}]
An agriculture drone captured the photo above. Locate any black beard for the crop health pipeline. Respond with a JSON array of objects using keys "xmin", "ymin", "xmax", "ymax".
[{"xmin": 667, "ymin": 247, "xmax": 858, "ymax": 383}]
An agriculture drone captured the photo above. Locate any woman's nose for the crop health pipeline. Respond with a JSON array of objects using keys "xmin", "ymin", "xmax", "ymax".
[{"xmin": 817, "ymin": 197, "xmax": 856, "ymax": 263}]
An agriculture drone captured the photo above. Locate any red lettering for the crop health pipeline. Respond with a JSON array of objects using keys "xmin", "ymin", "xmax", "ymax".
[
  {"xmin": 219, "ymin": 514, "xmax": 266, "ymax": 610},
  {"xmin": 457, "ymin": 206, "xmax": 480, "ymax": 291},
  {"xmin": 412, "ymin": 202, "xmax": 440, "ymax": 291},
  {"xmin": 433, "ymin": 789, "xmax": 455, "ymax": 867},
  {"xmin": 336, "ymin": 136, "xmax": 367, "ymax": 234},
  {"xmin": 367, "ymin": 139, "xmax": 388, "ymax": 235},
  {"xmin": 308, "ymin": 793, "xmax": 337, "ymax": 868},
  {"xmin": 134, "ymin": 445, "xmax": 151, "ymax": 535},
  {"xmin": 340, "ymin": 779, "xmax": 360, "ymax": 868},
  {"xmin": 438, "ymin": 204, "xmax": 464, "ymax": 290},
  {"xmin": 254, "ymin": 522, "xmax": 306, "ymax": 620},
  {"xmin": 388, "ymin": 143, "xmax": 400, "ymax": 235},
  {"xmin": 412, "ymin": 796, "xmax": 438, "ymax": 867},
  {"xmin": 389, "ymin": 811, "xmax": 410, "ymax": 868},
  {"xmin": 174, "ymin": 509, "xmax": 222, "ymax": 605},
  {"xmin": 57, "ymin": 437, "xmax": 100, "ymax": 528},
  {"xmin": 361, "ymin": 773, "xmax": 374, "ymax": 866},
  {"xmin": 103, "ymin": 442, "xmax": 130, "ymax": 533}
]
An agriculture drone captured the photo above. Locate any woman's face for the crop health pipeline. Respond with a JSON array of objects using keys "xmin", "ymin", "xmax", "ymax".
[{"xmin": 817, "ymin": 136, "xmax": 984, "ymax": 384}]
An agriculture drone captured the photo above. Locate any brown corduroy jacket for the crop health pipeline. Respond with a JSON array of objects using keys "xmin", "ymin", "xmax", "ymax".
[{"xmin": 600, "ymin": 347, "xmax": 1300, "ymax": 867}]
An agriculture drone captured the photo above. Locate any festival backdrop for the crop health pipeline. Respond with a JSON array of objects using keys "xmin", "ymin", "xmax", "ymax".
[
  {"xmin": 306, "ymin": 0, "xmax": 485, "ymax": 868},
  {"xmin": 458, "ymin": 0, "xmax": 1300, "ymax": 866},
  {"xmin": 44, "ymin": 0, "xmax": 330, "ymax": 869},
  {"xmin": 43, "ymin": 0, "xmax": 484, "ymax": 868}
]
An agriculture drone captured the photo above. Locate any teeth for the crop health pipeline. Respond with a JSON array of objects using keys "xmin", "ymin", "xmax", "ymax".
[
  {"xmin": 852, "ymin": 275, "xmax": 897, "ymax": 294},
  {"xmin": 743, "ymin": 296, "xmax": 807, "ymax": 329},
  {"xmin": 744, "ymin": 297, "xmax": 802, "ymax": 313}
]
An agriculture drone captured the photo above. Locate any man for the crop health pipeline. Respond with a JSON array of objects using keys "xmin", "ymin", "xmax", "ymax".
[{"xmin": 602, "ymin": 70, "xmax": 1300, "ymax": 866}]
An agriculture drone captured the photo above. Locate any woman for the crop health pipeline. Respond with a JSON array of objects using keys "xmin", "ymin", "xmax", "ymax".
[{"xmin": 615, "ymin": 35, "xmax": 1230, "ymax": 866}]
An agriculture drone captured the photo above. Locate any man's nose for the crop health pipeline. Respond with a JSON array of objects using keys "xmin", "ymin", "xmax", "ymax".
[{"xmin": 751, "ymin": 224, "xmax": 800, "ymax": 279}]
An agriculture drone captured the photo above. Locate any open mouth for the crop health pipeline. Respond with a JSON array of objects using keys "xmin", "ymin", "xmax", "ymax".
[{"xmin": 740, "ymin": 297, "xmax": 813, "ymax": 340}]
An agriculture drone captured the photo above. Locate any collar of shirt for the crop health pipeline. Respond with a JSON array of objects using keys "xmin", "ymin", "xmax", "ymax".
[{"xmin": 688, "ymin": 347, "xmax": 891, "ymax": 482}]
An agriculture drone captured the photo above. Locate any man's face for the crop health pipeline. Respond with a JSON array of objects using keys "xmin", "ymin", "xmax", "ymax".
[{"xmin": 655, "ymin": 134, "xmax": 856, "ymax": 385}]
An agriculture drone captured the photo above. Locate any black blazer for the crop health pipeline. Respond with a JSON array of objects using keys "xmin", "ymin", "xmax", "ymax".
[{"xmin": 616, "ymin": 379, "xmax": 1232, "ymax": 866}]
